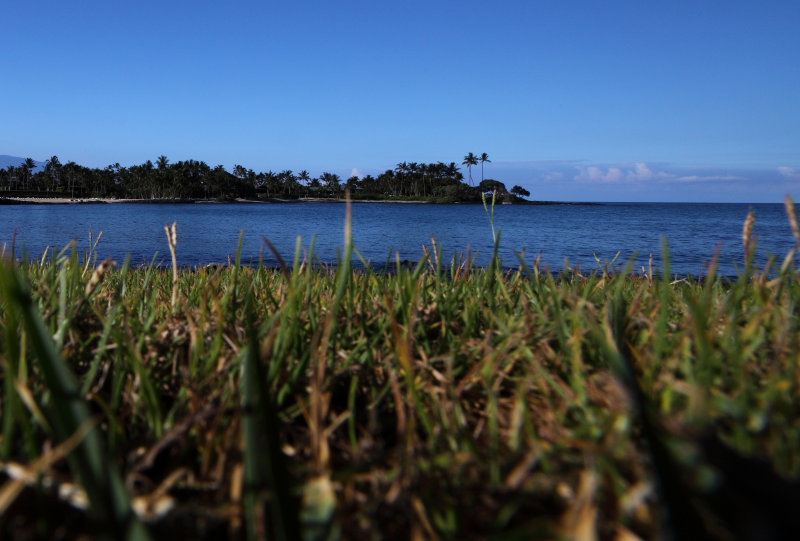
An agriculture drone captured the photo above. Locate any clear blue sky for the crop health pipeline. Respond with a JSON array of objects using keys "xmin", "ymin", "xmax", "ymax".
[{"xmin": 2, "ymin": 0, "xmax": 799, "ymax": 202}]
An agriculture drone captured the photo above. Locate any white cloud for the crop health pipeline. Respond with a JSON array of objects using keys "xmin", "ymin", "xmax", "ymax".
[
  {"xmin": 575, "ymin": 166, "xmax": 620, "ymax": 182},
  {"xmin": 575, "ymin": 162, "xmax": 670, "ymax": 183},
  {"xmin": 350, "ymin": 167, "xmax": 363, "ymax": 179},
  {"xmin": 491, "ymin": 161, "xmax": 798, "ymax": 202},
  {"xmin": 576, "ymin": 166, "xmax": 601, "ymax": 181},
  {"xmin": 627, "ymin": 162, "xmax": 653, "ymax": 181},
  {"xmin": 605, "ymin": 167, "xmax": 623, "ymax": 182},
  {"xmin": 677, "ymin": 175, "xmax": 747, "ymax": 182}
]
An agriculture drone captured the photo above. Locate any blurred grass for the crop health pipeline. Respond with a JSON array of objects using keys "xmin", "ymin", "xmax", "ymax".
[{"xmin": 0, "ymin": 201, "xmax": 799, "ymax": 539}]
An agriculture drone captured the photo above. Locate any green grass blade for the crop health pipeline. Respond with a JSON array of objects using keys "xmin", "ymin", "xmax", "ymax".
[
  {"xmin": 0, "ymin": 261, "xmax": 151, "ymax": 541},
  {"xmin": 241, "ymin": 296, "xmax": 302, "ymax": 541}
]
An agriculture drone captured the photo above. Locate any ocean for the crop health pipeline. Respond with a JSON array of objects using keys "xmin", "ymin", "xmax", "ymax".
[{"xmin": 1, "ymin": 201, "xmax": 796, "ymax": 277}]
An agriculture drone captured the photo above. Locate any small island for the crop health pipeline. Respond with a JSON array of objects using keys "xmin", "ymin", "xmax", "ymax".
[{"xmin": 0, "ymin": 153, "xmax": 536, "ymax": 204}]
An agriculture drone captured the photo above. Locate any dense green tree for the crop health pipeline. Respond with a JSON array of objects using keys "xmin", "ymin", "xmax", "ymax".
[
  {"xmin": 479, "ymin": 179, "xmax": 506, "ymax": 194},
  {"xmin": 510, "ymin": 185, "xmax": 531, "ymax": 199}
]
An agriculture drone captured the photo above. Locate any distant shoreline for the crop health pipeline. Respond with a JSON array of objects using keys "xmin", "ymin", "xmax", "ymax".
[{"xmin": 0, "ymin": 196, "xmax": 597, "ymax": 206}]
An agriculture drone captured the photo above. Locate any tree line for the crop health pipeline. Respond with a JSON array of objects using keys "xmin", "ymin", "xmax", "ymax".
[{"xmin": 0, "ymin": 154, "xmax": 531, "ymax": 202}]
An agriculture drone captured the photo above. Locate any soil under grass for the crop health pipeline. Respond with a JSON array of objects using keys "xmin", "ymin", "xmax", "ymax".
[{"xmin": 1, "ymin": 210, "xmax": 800, "ymax": 539}]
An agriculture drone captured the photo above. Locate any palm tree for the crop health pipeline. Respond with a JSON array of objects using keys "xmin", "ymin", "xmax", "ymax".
[
  {"xmin": 479, "ymin": 153, "xmax": 491, "ymax": 183},
  {"xmin": 141, "ymin": 160, "xmax": 154, "ymax": 198},
  {"xmin": 232, "ymin": 164, "xmax": 247, "ymax": 179},
  {"xmin": 446, "ymin": 162, "xmax": 459, "ymax": 179},
  {"xmin": 319, "ymin": 172, "xmax": 341, "ymax": 197},
  {"xmin": 155, "ymin": 156, "xmax": 170, "ymax": 198},
  {"xmin": 0, "ymin": 166, "xmax": 9, "ymax": 191},
  {"xmin": 18, "ymin": 158, "xmax": 36, "ymax": 190},
  {"xmin": 277, "ymin": 170, "xmax": 297, "ymax": 198},
  {"xmin": 462, "ymin": 152, "xmax": 478, "ymax": 186},
  {"xmin": 298, "ymin": 170, "xmax": 310, "ymax": 197},
  {"xmin": 14, "ymin": 158, "xmax": 31, "ymax": 190},
  {"xmin": 395, "ymin": 162, "xmax": 409, "ymax": 196},
  {"xmin": 63, "ymin": 161, "xmax": 78, "ymax": 198},
  {"xmin": 309, "ymin": 177, "xmax": 322, "ymax": 195},
  {"xmin": 42, "ymin": 156, "xmax": 61, "ymax": 192},
  {"xmin": 408, "ymin": 162, "xmax": 419, "ymax": 196}
]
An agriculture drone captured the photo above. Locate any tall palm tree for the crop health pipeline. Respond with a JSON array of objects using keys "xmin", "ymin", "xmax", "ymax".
[
  {"xmin": 320, "ymin": 172, "xmax": 341, "ymax": 197},
  {"xmin": 0, "ymin": 166, "xmax": 8, "ymax": 190},
  {"xmin": 409, "ymin": 162, "xmax": 420, "ymax": 196},
  {"xmin": 446, "ymin": 162, "xmax": 459, "ymax": 179},
  {"xmin": 278, "ymin": 170, "xmax": 296, "ymax": 198},
  {"xmin": 45, "ymin": 155, "xmax": 62, "ymax": 192},
  {"xmin": 155, "ymin": 156, "xmax": 170, "ymax": 198},
  {"xmin": 63, "ymin": 161, "xmax": 78, "ymax": 198},
  {"xmin": 17, "ymin": 158, "xmax": 36, "ymax": 190},
  {"xmin": 233, "ymin": 164, "xmax": 247, "ymax": 179},
  {"xmin": 462, "ymin": 152, "xmax": 478, "ymax": 186},
  {"xmin": 479, "ymin": 153, "xmax": 491, "ymax": 183},
  {"xmin": 298, "ymin": 170, "xmax": 310, "ymax": 197},
  {"xmin": 418, "ymin": 162, "xmax": 428, "ymax": 197},
  {"xmin": 142, "ymin": 160, "xmax": 154, "ymax": 199}
]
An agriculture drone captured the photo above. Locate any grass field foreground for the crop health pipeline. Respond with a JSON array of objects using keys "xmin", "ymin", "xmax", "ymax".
[{"xmin": 1, "ymin": 198, "xmax": 800, "ymax": 539}]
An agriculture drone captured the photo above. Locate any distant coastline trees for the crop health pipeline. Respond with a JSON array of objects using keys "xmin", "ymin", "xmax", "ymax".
[{"xmin": 0, "ymin": 153, "xmax": 533, "ymax": 203}]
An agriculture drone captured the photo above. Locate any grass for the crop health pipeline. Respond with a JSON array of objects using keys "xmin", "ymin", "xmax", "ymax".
[{"xmin": 1, "ymin": 198, "xmax": 800, "ymax": 539}]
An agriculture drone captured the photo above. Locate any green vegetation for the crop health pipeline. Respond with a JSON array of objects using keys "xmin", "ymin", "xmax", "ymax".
[
  {"xmin": 1, "ymin": 200, "xmax": 799, "ymax": 539},
  {"xmin": 0, "ymin": 153, "xmax": 532, "ymax": 203}
]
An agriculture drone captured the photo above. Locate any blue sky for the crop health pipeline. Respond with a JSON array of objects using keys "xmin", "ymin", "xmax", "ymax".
[{"xmin": 2, "ymin": 0, "xmax": 799, "ymax": 202}]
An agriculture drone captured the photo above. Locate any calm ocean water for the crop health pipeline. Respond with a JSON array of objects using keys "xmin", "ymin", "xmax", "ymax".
[{"xmin": 1, "ymin": 202, "xmax": 796, "ymax": 277}]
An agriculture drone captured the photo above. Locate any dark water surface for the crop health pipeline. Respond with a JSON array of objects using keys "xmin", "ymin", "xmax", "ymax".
[{"xmin": 1, "ymin": 202, "xmax": 796, "ymax": 277}]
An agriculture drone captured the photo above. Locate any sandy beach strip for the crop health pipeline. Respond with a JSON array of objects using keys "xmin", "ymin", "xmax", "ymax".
[
  {"xmin": 1, "ymin": 197, "xmax": 143, "ymax": 204},
  {"xmin": 0, "ymin": 196, "xmax": 434, "ymax": 205}
]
